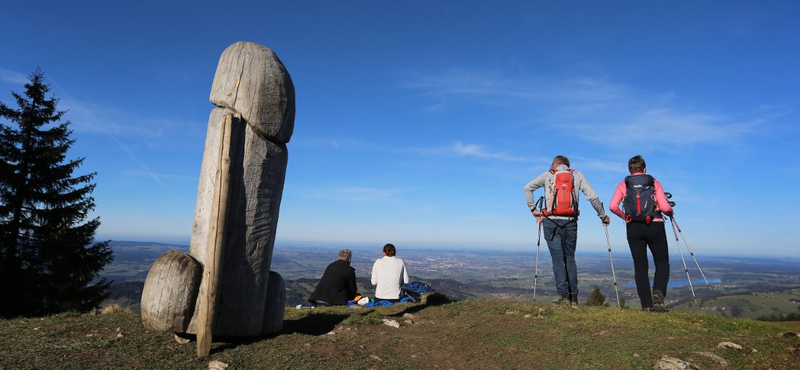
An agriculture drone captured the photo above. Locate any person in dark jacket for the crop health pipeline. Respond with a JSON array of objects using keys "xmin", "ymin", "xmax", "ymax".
[
  {"xmin": 609, "ymin": 155, "xmax": 674, "ymax": 312},
  {"xmin": 308, "ymin": 249, "xmax": 358, "ymax": 306}
]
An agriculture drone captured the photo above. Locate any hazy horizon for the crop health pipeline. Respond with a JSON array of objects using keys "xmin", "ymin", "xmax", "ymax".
[
  {"xmin": 4, "ymin": 1, "xmax": 798, "ymax": 258},
  {"xmin": 105, "ymin": 238, "xmax": 798, "ymax": 261}
]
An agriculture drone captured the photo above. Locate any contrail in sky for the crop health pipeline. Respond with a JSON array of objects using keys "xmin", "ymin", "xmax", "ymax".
[{"xmin": 107, "ymin": 134, "xmax": 179, "ymax": 200}]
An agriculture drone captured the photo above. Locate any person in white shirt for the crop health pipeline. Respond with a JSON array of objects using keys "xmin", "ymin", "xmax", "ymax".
[{"xmin": 371, "ymin": 243, "xmax": 410, "ymax": 302}]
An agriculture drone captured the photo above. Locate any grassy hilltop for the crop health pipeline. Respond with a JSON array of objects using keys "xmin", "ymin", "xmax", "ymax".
[{"xmin": 1, "ymin": 298, "xmax": 799, "ymax": 370}]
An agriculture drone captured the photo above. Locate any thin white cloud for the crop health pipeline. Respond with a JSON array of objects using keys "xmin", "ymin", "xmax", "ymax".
[
  {"xmin": 59, "ymin": 96, "xmax": 198, "ymax": 139},
  {"xmin": 292, "ymin": 136, "xmax": 377, "ymax": 150},
  {"xmin": 565, "ymin": 109, "xmax": 763, "ymax": 147},
  {"xmin": 302, "ymin": 186, "xmax": 405, "ymax": 203},
  {"xmin": 0, "ymin": 67, "xmax": 28, "ymax": 85},
  {"xmin": 0, "ymin": 67, "xmax": 187, "ymax": 201},
  {"xmin": 1, "ymin": 66, "xmax": 195, "ymax": 139},
  {"xmin": 405, "ymin": 68, "xmax": 626, "ymax": 106},
  {"xmin": 418, "ymin": 141, "xmax": 530, "ymax": 162},
  {"xmin": 108, "ymin": 134, "xmax": 179, "ymax": 200},
  {"xmin": 60, "ymin": 100, "xmax": 140, "ymax": 135},
  {"xmin": 567, "ymin": 156, "xmax": 624, "ymax": 174},
  {"xmin": 404, "ymin": 67, "xmax": 776, "ymax": 148},
  {"xmin": 1, "ymin": 67, "xmax": 135, "ymax": 136},
  {"xmin": 406, "ymin": 68, "xmax": 499, "ymax": 97}
]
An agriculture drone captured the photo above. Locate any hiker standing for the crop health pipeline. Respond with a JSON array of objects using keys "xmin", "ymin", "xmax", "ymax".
[
  {"xmin": 609, "ymin": 155, "xmax": 674, "ymax": 312},
  {"xmin": 524, "ymin": 155, "xmax": 610, "ymax": 305},
  {"xmin": 371, "ymin": 243, "xmax": 410, "ymax": 303},
  {"xmin": 308, "ymin": 249, "xmax": 359, "ymax": 306}
]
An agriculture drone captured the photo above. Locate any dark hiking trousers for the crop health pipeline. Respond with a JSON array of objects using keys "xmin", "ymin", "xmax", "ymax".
[{"xmin": 626, "ymin": 221, "xmax": 670, "ymax": 309}]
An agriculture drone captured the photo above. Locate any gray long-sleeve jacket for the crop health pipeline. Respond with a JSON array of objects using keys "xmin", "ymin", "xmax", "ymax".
[{"xmin": 523, "ymin": 164, "xmax": 607, "ymax": 221}]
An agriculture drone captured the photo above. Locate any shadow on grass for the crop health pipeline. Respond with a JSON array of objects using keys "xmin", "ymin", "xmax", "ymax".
[
  {"xmin": 165, "ymin": 294, "xmax": 456, "ymax": 356},
  {"xmin": 172, "ymin": 332, "xmax": 267, "ymax": 356},
  {"xmin": 197, "ymin": 312, "xmax": 351, "ymax": 355},
  {"xmin": 377, "ymin": 293, "xmax": 454, "ymax": 317},
  {"xmin": 281, "ymin": 293, "xmax": 453, "ymax": 334},
  {"xmin": 174, "ymin": 311, "xmax": 352, "ymax": 355},
  {"xmin": 281, "ymin": 312, "xmax": 351, "ymax": 335}
]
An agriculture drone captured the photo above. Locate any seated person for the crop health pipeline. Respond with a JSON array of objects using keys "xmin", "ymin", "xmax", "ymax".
[
  {"xmin": 308, "ymin": 249, "xmax": 358, "ymax": 306},
  {"xmin": 371, "ymin": 243, "xmax": 410, "ymax": 303}
]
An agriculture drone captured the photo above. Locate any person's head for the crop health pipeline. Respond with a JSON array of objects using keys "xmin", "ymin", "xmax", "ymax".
[
  {"xmin": 337, "ymin": 249, "xmax": 352, "ymax": 264},
  {"xmin": 552, "ymin": 155, "xmax": 570, "ymax": 169},
  {"xmin": 382, "ymin": 243, "xmax": 396, "ymax": 257},
  {"xmin": 628, "ymin": 155, "xmax": 646, "ymax": 174}
]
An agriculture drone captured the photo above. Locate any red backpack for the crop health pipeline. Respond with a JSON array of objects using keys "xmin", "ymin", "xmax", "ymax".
[{"xmin": 543, "ymin": 169, "xmax": 580, "ymax": 217}]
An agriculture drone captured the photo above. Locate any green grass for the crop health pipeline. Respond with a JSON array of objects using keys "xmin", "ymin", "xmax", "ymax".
[
  {"xmin": 671, "ymin": 290, "xmax": 800, "ymax": 320},
  {"xmin": 1, "ymin": 298, "xmax": 798, "ymax": 370}
]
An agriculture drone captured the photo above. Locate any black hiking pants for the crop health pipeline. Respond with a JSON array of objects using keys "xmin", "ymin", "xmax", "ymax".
[{"xmin": 626, "ymin": 221, "xmax": 670, "ymax": 309}]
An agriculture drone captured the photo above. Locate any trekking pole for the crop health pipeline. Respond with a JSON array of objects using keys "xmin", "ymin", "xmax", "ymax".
[
  {"xmin": 603, "ymin": 225, "xmax": 621, "ymax": 308},
  {"xmin": 534, "ymin": 219, "xmax": 541, "ymax": 301},
  {"xmin": 533, "ymin": 196, "xmax": 544, "ymax": 302},
  {"xmin": 670, "ymin": 216, "xmax": 713, "ymax": 291},
  {"xmin": 667, "ymin": 216, "xmax": 696, "ymax": 297}
]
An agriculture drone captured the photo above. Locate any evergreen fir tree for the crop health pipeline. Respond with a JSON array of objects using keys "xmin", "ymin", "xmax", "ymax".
[
  {"xmin": 0, "ymin": 69, "xmax": 113, "ymax": 317},
  {"xmin": 586, "ymin": 285, "xmax": 609, "ymax": 306},
  {"xmin": 618, "ymin": 295, "xmax": 627, "ymax": 309}
]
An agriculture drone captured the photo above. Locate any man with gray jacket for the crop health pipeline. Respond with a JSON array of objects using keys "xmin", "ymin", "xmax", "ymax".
[{"xmin": 524, "ymin": 155, "xmax": 610, "ymax": 305}]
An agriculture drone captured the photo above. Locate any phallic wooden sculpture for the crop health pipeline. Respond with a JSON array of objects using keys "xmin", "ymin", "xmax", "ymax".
[{"xmin": 140, "ymin": 41, "xmax": 295, "ymax": 353}]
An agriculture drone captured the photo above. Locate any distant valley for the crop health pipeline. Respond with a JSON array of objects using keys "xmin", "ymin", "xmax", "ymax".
[{"xmin": 103, "ymin": 241, "xmax": 800, "ymax": 320}]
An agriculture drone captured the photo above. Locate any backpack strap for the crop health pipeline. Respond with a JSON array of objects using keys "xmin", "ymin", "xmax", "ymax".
[
  {"xmin": 545, "ymin": 218, "xmax": 577, "ymax": 241},
  {"xmin": 536, "ymin": 192, "xmax": 577, "ymax": 240},
  {"xmin": 623, "ymin": 174, "xmax": 659, "ymax": 224},
  {"xmin": 544, "ymin": 169, "xmax": 578, "ymax": 217}
]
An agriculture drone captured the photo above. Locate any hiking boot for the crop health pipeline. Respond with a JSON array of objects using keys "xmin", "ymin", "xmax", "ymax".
[
  {"xmin": 652, "ymin": 290, "xmax": 666, "ymax": 312},
  {"xmin": 552, "ymin": 293, "xmax": 569, "ymax": 304},
  {"xmin": 569, "ymin": 293, "xmax": 579, "ymax": 306},
  {"xmin": 641, "ymin": 307, "xmax": 651, "ymax": 312}
]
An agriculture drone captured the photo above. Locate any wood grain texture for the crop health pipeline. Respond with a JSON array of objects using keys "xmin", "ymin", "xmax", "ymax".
[
  {"xmin": 261, "ymin": 271, "xmax": 286, "ymax": 335},
  {"xmin": 196, "ymin": 114, "xmax": 234, "ymax": 357},
  {"xmin": 187, "ymin": 111, "xmax": 288, "ymax": 336},
  {"xmin": 209, "ymin": 41, "xmax": 295, "ymax": 143},
  {"xmin": 140, "ymin": 251, "xmax": 201, "ymax": 332},
  {"xmin": 142, "ymin": 41, "xmax": 292, "ymax": 338}
]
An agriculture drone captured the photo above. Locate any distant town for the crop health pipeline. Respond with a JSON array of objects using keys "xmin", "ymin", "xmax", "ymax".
[{"xmin": 104, "ymin": 241, "xmax": 800, "ymax": 320}]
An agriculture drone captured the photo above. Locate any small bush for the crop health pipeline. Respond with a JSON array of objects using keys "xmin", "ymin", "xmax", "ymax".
[
  {"xmin": 586, "ymin": 286, "xmax": 608, "ymax": 306},
  {"xmin": 100, "ymin": 304, "xmax": 131, "ymax": 314}
]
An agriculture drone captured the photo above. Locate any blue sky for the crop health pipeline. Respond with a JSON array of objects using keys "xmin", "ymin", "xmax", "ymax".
[{"xmin": 1, "ymin": 1, "xmax": 798, "ymax": 257}]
